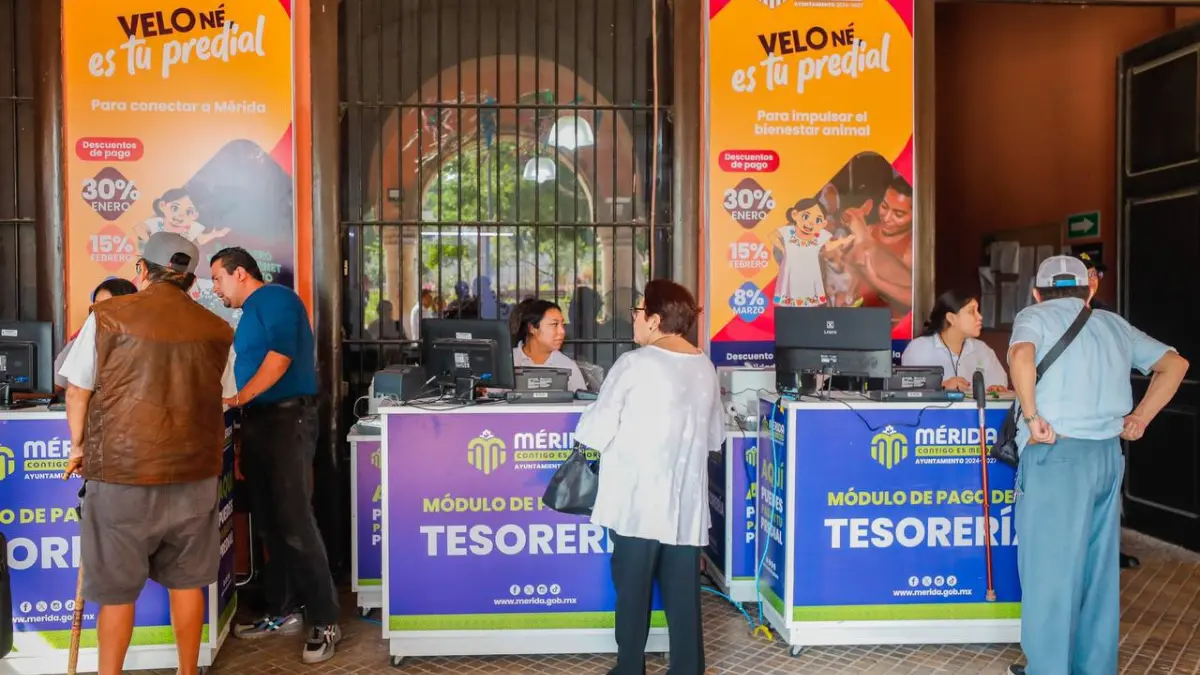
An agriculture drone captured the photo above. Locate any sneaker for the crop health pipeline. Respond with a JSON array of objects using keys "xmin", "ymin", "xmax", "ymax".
[
  {"xmin": 1007, "ymin": 665, "xmax": 1026, "ymax": 675},
  {"xmin": 232, "ymin": 612, "xmax": 304, "ymax": 639},
  {"xmin": 302, "ymin": 624, "xmax": 342, "ymax": 664}
]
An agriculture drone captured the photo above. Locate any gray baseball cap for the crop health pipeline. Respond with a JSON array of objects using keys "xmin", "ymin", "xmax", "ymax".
[
  {"xmin": 143, "ymin": 232, "xmax": 199, "ymax": 274},
  {"xmin": 1036, "ymin": 255, "xmax": 1088, "ymax": 288}
]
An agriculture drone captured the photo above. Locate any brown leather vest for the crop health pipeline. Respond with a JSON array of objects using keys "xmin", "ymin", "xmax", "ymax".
[{"xmin": 83, "ymin": 282, "xmax": 234, "ymax": 485}]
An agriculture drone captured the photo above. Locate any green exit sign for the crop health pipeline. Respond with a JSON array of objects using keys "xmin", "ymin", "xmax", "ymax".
[{"xmin": 1066, "ymin": 212, "xmax": 1100, "ymax": 240}]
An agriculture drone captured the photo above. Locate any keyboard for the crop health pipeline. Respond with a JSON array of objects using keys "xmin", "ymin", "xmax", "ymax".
[
  {"xmin": 505, "ymin": 390, "xmax": 576, "ymax": 404},
  {"xmin": 865, "ymin": 390, "xmax": 965, "ymax": 403}
]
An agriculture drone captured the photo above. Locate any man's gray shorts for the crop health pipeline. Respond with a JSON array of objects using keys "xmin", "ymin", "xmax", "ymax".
[{"xmin": 80, "ymin": 478, "xmax": 220, "ymax": 606}]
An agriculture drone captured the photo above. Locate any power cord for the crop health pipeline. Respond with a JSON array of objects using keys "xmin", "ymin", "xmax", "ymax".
[
  {"xmin": 700, "ymin": 395, "xmax": 783, "ymax": 641},
  {"xmin": 798, "ymin": 390, "xmax": 958, "ymax": 433},
  {"xmin": 749, "ymin": 397, "xmax": 786, "ymax": 641}
]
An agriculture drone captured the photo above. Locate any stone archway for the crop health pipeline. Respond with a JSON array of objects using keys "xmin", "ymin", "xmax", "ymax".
[{"xmin": 364, "ymin": 55, "xmax": 641, "ymax": 324}]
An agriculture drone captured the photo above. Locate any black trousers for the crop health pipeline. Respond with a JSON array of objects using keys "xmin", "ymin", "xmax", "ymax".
[
  {"xmin": 609, "ymin": 531, "xmax": 704, "ymax": 675},
  {"xmin": 240, "ymin": 397, "xmax": 340, "ymax": 625}
]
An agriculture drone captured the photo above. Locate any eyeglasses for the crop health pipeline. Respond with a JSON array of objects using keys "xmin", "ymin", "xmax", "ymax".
[{"xmin": 630, "ymin": 306, "xmax": 644, "ymax": 319}]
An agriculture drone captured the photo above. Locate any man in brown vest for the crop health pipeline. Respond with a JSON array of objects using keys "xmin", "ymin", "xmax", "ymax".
[{"xmin": 58, "ymin": 232, "xmax": 234, "ymax": 675}]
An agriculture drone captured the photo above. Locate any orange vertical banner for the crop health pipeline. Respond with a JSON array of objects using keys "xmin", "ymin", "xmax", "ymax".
[
  {"xmin": 706, "ymin": 0, "xmax": 916, "ymax": 365},
  {"xmin": 62, "ymin": 1, "xmax": 298, "ymax": 332}
]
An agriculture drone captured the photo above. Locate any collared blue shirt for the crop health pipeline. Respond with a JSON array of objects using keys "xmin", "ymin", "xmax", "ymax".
[
  {"xmin": 233, "ymin": 284, "xmax": 317, "ymax": 404},
  {"xmin": 1008, "ymin": 297, "xmax": 1172, "ymax": 450}
]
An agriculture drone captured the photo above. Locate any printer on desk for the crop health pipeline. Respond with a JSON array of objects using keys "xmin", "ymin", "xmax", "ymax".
[
  {"xmin": 505, "ymin": 366, "xmax": 576, "ymax": 404},
  {"xmin": 368, "ymin": 364, "xmax": 428, "ymax": 411}
]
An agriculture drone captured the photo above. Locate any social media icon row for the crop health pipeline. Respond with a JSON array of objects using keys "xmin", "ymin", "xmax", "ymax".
[
  {"xmin": 907, "ymin": 575, "xmax": 958, "ymax": 588},
  {"xmin": 18, "ymin": 599, "xmax": 77, "ymax": 614},
  {"xmin": 508, "ymin": 583, "xmax": 562, "ymax": 597}
]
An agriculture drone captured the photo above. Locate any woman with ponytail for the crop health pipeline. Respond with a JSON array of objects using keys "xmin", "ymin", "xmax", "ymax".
[{"xmin": 901, "ymin": 289, "xmax": 1009, "ymax": 393}]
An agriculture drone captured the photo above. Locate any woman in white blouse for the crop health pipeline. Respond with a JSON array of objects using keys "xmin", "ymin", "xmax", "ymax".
[
  {"xmin": 511, "ymin": 299, "xmax": 588, "ymax": 392},
  {"xmin": 901, "ymin": 289, "xmax": 1009, "ymax": 393},
  {"xmin": 574, "ymin": 279, "xmax": 723, "ymax": 675}
]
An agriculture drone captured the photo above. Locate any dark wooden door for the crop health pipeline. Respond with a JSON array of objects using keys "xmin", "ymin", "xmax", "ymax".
[{"xmin": 1118, "ymin": 24, "xmax": 1200, "ymax": 552}]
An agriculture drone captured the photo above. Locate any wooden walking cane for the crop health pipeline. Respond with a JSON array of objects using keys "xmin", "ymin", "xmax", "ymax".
[{"xmin": 67, "ymin": 564, "xmax": 84, "ymax": 675}]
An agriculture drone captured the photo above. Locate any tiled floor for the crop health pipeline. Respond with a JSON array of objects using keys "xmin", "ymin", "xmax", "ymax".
[{"xmin": 122, "ymin": 530, "xmax": 1200, "ymax": 674}]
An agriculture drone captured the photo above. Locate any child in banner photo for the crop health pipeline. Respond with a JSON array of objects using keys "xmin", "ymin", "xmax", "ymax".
[
  {"xmin": 770, "ymin": 198, "xmax": 833, "ymax": 307},
  {"xmin": 133, "ymin": 187, "xmax": 231, "ymax": 250}
]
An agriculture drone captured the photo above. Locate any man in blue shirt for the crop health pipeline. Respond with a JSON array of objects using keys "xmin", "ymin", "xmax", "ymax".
[
  {"xmin": 209, "ymin": 247, "xmax": 341, "ymax": 665},
  {"xmin": 1006, "ymin": 256, "xmax": 1188, "ymax": 675}
]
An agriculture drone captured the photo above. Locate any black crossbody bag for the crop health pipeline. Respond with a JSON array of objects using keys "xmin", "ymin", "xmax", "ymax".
[{"xmin": 990, "ymin": 306, "xmax": 1092, "ymax": 468}]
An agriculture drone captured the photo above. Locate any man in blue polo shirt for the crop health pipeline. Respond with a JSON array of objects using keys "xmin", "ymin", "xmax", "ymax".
[
  {"xmin": 209, "ymin": 247, "xmax": 341, "ymax": 665},
  {"xmin": 1006, "ymin": 256, "xmax": 1187, "ymax": 675}
]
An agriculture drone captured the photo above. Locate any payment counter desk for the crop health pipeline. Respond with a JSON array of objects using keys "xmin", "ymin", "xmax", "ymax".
[
  {"xmin": 348, "ymin": 423, "xmax": 383, "ymax": 616},
  {"xmin": 0, "ymin": 407, "xmax": 237, "ymax": 675},
  {"xmin": 379, "ymin": 402, "xmax": 669, "ymax": 667},
  {"xmin": 755, "ymin": 395, "xmax": 1021, "ymax": 655},
  {"xmin": 704, "ymin": 424, "xmax": 760, "ymax": 603}
]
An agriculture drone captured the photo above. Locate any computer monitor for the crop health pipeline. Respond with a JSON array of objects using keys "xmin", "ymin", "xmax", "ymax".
[
  {"xmin": 0, "ymin": 321, "xmax": 54, "ymax": 409},
  {"xmin": 420, "ymin": 319, "xmax": 516, "ymax": 395},
  {"xmin": 774, "ymin": 307, "xmax": 892, "ymax": 395}
]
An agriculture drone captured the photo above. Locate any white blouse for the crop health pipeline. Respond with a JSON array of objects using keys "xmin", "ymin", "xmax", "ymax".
[
  {"xmin": 900, "ymin": 334, "xmax": 1008, "ymax": 388},
  {"xmin": 574, "ymin": 346, "xmax": 725, "ymax": 546}
]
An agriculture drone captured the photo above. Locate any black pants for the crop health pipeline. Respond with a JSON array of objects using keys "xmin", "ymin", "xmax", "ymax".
[
  {"xmin": 609, "ymin": 531, "xmax": 704, "ymax": 675},
  {"xmin": 240, "ymin": 397, "xmax": 340, "ymax": 625}
]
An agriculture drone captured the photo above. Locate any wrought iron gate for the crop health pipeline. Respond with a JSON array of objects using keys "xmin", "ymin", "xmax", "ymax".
[
  {"xmin": 0, "ymin": 0, "xmax": 36, "ymax": 322},
  {"xmin": 338, "ymin": 0, "xmax": 674, "ymax": 421}
]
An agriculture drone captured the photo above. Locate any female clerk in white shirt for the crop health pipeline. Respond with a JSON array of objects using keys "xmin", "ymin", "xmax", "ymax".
[
  {"xmin": 901, "ymin": 289, "xmax": 1009, "ymax": 393},
  {"xmin": 511, "ymin": 299, "xmax": 588, "ymax": 392}
]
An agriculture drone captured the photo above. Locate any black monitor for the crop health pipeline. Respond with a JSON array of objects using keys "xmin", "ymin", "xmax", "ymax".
[
  {"xmin": 420, "ymin": 319, "xmax": 516, "ymax": 396},
  {"xmin": 0, "ymin": 321, "xmax": 54, "ymax": 409},
  {"xmin": 774, "ymin": 307, "xmax": 892, "ymax": 395}
]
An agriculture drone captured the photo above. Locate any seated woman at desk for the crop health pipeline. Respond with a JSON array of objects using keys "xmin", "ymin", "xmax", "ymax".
[
  {"xmin": 511, "ymin": 299, "xmax": 588, "ymax": 392},
  {"xmin": 901, "ymin": 289, "xmax": 1008, "ymax": 393}
]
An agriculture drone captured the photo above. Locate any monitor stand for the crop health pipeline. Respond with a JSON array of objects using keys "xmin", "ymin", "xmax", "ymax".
[
  {"xmin": 0, "ymin": 384, "xmax": 36, "ymax": 411},
  {"xmin": 453, "ymin": 374, "xmax": 482, "ymax": 402}
]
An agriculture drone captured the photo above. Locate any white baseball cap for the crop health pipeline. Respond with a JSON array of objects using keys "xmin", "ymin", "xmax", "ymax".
[{"xmin": 1035, "ymin": 255, "xmax": 1088, "ymax": 288}]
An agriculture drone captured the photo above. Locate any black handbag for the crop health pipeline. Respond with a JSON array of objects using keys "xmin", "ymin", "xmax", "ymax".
[
  {"xmin": 991, "ymin": 306, "xmax": 1092, "ymax": 467},
  {"xmin": 541, "ymin": 444, "xmax": 599, "ymax": 516}
]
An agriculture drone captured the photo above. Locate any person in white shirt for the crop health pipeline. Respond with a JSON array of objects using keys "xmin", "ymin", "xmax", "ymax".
[
  {"xmin": 511, "ymin": 299, "xmax": 588, "ymax": 392},
  {"xmin": 574, "ymin": 279, "xmax": 723, "ymax": 675},
  {"xmin": 53, "ymin": 278, "xmax": 139, "ymax": 391},
  {"xmin": 901, "ymin": 289, "xmax": 1009, "ymax": 392},
  {"xmin": 409, "ymin": 289, "xmax": 436, "ymax": 340}
]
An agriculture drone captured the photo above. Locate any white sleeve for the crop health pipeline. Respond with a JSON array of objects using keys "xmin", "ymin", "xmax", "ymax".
[
  {"xmin": 573, "ymin": 354, "xmax": 632, "ymax": 452},
  {"xmin": 53, "ymin": 340, "xmax": 74, "ymax": 390},
  {"xmin": 57, "ymin": 314, "xmax": 99, "ymax": 391},
  {"xmin": 709, "ymin": 376, "xmax": 727, "ymax": 451},
  {"xmin": 221, "ymin": 350, "xmax": 238, "ymax": 398},
  {"xmin": 900, "ymin": 337, "xmax": 925, "ymax": 367},
  {"xmin": 566, "ymin": 361, "xmax": 588, "ymax": 393},
  {"xmin": 984, "ymin": 344, "xmax": 1009, "ymax": 388}
]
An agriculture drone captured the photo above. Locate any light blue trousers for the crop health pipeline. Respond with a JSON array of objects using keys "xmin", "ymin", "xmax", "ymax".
[{"xmin": 1016, "ymin": 437, "xmax": 1124, "ymax": 675}]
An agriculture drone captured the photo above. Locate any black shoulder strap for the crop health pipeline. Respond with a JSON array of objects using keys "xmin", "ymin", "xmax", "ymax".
[{"xmin": 1035, "ymin": 306, "xmax": 1092, "ymax": 381}]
